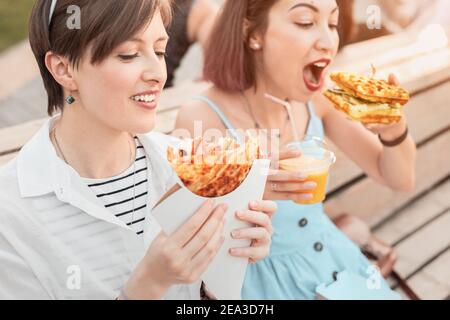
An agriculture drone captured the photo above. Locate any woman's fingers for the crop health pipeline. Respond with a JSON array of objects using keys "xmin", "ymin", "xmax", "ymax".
[
  {"xmin": 388, "ymin": 73, "xmax": 399, "ymax": 86},
  {"xmin": 249, "ymin": 200, "xmax": 277, "ymax": 218},
  {"xmin": 172, "ymin": 200, "xmax": 221, "ymax": 248},
  {"xmin": 229, "ymin": 245, "xmax": 268, "ymax": 262},
  {"xmin": 266, "ymin": 191, "xmax": 313, "ymax": 202},
  {"xmin": 269, "ymin": 149, "xmax": 301, "ymax": 168},
  {"xmin": 188, "ymin": 220, "xmax": 226, "ymax": 280},
  {"xmin": 231, "ymin": 227, "xmax": 271, "ymax": 244},
  {"xmin": 235, "ymin": 210, "xmax": 272, "ymax": 233},
  {"xmin": 182, "ymin": 203, "xmax": 228, "ymax": 257},
  {"xmin": 276, "ymin": 149, "xmax": 302, "ymax": 161},
  {"xmin": 268, "ymin": 169, "xmax": 307, "ymax": 182},
  {"xmin": 270, "ymin": 181, "xmax": 316, "ymax": 193}
]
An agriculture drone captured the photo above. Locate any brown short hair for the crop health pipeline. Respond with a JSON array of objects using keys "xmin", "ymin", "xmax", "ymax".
[
  {"xmin": 203, "ymin": 0, "xmax": 278, "ymax": 92},
  {"xmin": 29, "ymin": 0, "xmax": 172, "ymax": 116}
]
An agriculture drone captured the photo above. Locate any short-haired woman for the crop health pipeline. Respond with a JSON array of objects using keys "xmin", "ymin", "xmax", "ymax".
[{"xmin": 0, "ymin": 0, "xmax": 275, "ymax": 300}]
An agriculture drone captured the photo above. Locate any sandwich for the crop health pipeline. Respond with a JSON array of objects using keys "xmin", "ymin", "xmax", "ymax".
[{"xmin": 323, "ymin": 72, "xmax": 410, "ymax": 124}]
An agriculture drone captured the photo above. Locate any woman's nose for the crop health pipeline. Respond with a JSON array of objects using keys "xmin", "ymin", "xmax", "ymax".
[
  {"xmin": 142, "ymin": 58, "xmax": 166, "ymax": 84},
  {"xmin": 315, "ymin": 27, "xmax": 337, "ymax": 54}
]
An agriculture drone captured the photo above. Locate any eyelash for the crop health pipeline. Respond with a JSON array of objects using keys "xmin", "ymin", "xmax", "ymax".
[
  {"xmin": 156, "ymin": 51, "xmax": 167, "ymax": 58},
  {"xmin": 329, "ymin": 24, "xmax": 339, "ymax": 30},
  {"xmin": 118, "ymin": 51, "xmax": 167, "ymax": 61},
  {"xmin": 296, "ymin": 22, "xmax": 314, "ymax": 29},
  {"xmin": 118, "ymin": 53, "xmax": 139, "ymax": 61},
  {"xmin": 295, "ymin": 23, "xmax": 339, "ymax": 30}
]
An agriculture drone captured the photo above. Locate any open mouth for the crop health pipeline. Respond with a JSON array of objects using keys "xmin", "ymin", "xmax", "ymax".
[{"xmin": 303, "ymin": 60, "xmax": 330, "ymax": 91}]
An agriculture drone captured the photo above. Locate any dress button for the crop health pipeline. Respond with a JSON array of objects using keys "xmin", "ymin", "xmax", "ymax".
[
  {"xmin": 314, "ymin": 242, "xmax": 324, "ymax": 252},
  {"xmin": 298, "ymin": 218, "xmax": 308, "ymax": 228},
  {"xmin": 332, "ymin": 271, "xmax": 338, "ymax": 281}
]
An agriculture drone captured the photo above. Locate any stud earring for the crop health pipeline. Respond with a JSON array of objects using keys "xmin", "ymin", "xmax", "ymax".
[
  {"xmin": 251, "ymin": 42, "xmax": 261, "ymax": 50},
  {"xmin": 65, "ymin": 94, "xmax": 75, "ymax": 105}
]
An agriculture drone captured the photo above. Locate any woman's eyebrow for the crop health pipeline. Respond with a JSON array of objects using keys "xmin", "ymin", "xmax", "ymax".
[
  {"xmin": 156, "ymin": 35, "xmax": 170, "ymax": 43},
  {"xmin": 289, "ymin": 3, "xmax": 319, "ymax": 12},
  {"xmin": 289, "ymin": 3, "xmax": 339, "ymax": 14},
  {"xmin": 129, "ymin": 35, "xmax": 170, "ymax": 44}
]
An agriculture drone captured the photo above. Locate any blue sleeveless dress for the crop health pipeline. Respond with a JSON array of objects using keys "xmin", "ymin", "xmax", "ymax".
[{"xmin": 194, "ymin": 96, "xmax": 388, "ymax": 300}]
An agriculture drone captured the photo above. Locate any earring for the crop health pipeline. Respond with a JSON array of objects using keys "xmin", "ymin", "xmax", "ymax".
[
  {"xmin": 65, "ymin": 94, "xmax": 75, "ymax": 105},
  {"xmin": 251, "ymin": 42, "xmax": 261, "ymax": 50}
]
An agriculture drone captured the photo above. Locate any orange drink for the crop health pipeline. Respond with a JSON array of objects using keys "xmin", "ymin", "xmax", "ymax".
[{"xmin": 279, "ymin": 140, "xmax": 336, "ymax": 205}]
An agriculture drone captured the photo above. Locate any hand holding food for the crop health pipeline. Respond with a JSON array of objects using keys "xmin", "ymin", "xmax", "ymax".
[
  {"xmin": 324, "ymin": 72, "xmax": 410, "ymax": 125},
  {"xmin": 165, "ymin": 136, "xmax": 274, "ymax": 266}
]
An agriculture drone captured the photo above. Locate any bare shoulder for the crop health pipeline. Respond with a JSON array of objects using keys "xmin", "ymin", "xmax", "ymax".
[
  {"xmin": 311, "ymin": 92, "xmax": 335, "ymax": 120},
  {"xmin": 175, "ymin": 90, "xmax": 225, "ymax": 135}
]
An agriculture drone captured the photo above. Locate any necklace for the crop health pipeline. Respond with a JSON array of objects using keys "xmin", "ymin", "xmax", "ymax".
[
  {"xmin": 51, "ymin": 128, "xmax": 138, "ymax": 232},
  {"xmin": 241, "ymin": 92, "xmax": 291, "ymax": 139}
]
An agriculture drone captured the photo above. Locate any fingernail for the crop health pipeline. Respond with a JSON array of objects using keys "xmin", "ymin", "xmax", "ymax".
[
  {"xmin": 236, "ymin": 211, "xmax": 244, "ymax": 218},
  {"xmin": 220, "ymin": 203, "xmax": 229, "ymax": 211},
  {"xmin": 250, "ymin": 201, "xmax": 258, "ymax": 208},
  {"xmin": 231, "ymin": 231, "xmax": 239, "ymax": 238},
  {"xmin": 229, "ymin": 248, "xmax": 236, "ymax": 255},
  {"xmin": 297, "ymin": 173, "xmax": 307, "ymax": 180},
  {"xmin": 208, "ymin": 199, "xmax": 216, "ymax": 207},
  {"xmin": 304, "ymin": 182, "xmax": 317, "ymax": 189}
]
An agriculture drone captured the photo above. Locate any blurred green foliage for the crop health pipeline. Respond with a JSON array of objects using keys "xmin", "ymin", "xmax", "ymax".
[{"xmin": 0, "ymin": 0, "xmax": 35, "ymax": 52}]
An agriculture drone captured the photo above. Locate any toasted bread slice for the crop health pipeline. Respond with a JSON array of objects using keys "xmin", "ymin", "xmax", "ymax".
[
  {"xmin": 330, "ymin": 72, "xmax": 410, "ymax": 105},
  {"xmin": 324, "ymin": 90, "xmax": 402, "ymax": 124}
]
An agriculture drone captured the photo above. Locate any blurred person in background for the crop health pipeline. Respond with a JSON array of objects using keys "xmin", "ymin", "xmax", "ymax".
[
  {"xmin": 346, "ymin": 0, "xmax": 450, "ymax": 45},
  {"xmin": 165, "ymin": 0, "xmax": 219, "ymax": 87}
]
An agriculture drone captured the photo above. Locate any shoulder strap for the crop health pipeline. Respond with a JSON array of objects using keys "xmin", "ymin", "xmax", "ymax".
[{"xmin": 193, "ymin": 95, "xmax": 242, "ymax": 142}]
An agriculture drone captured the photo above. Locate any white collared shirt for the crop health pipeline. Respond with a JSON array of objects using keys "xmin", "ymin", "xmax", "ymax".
[{"xmin": 0, "ymin": 118, "xmax": 201, "ymax": 300}]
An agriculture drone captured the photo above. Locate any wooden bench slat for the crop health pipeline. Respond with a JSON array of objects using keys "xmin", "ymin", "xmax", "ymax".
[
  {"xmin": 393, "ymin": 211, "xmax": 450, "ymax": 277},
  {"xmin": 0, "ymin": 118, "xmax": 47, "ymax": 155},
  {"xmin": 374, "ymin": 179, "xmax": 450, "ymax": 245},
  {"xmin": 325, "ymin": 129, "xmax": 450, "ymax": 227},
  {"xmin": 333, "ymin": 26, "xmax": 450, "ymax": 69},
  {"xmin": 407, "ymin": 249, "xmax": 450, "ymax": 300},
  {"xmin": 0, "ymin": 153, "xmax": 17, "ymax": 166}
]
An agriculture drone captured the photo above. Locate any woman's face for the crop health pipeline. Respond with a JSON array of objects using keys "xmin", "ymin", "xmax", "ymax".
[
  {"xmin": 378, "ymin": 0, "xmax": 422, "ymax": 26},
  {"xmin": 258, "ymin": 0, "xmax": 340, "ymax": 101},
  {"xmin": 73, "ymin": 10, "xmax": 168, "ymax": 134}
]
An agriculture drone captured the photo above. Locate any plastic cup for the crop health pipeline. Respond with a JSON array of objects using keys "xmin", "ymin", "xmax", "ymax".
[{"xmin": 279, "ymin": 138, "xmax": 336, "ymax": 205}]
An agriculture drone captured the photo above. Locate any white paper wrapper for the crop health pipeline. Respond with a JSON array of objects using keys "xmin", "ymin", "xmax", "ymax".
[{"xmin": 149, "ymin": 159, "xmax": 270, "ymax": 300}]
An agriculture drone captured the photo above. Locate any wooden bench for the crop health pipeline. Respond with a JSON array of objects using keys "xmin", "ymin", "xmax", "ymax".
[{"xmin": 1, "ymin": 27, "xmax": 449, "ymax": 300}]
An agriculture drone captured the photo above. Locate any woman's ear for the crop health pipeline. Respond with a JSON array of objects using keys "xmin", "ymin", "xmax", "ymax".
[
  {"xmin": 243, "ymin": 18, "xmax": 263, "ymax": 51},
  {"xmin": 44, "ymin": 51, "xmax": 78, "ymax": 92},
  {"xmin": 249, "ymin": 34, "xmax": 263, "ymax": 51}
]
